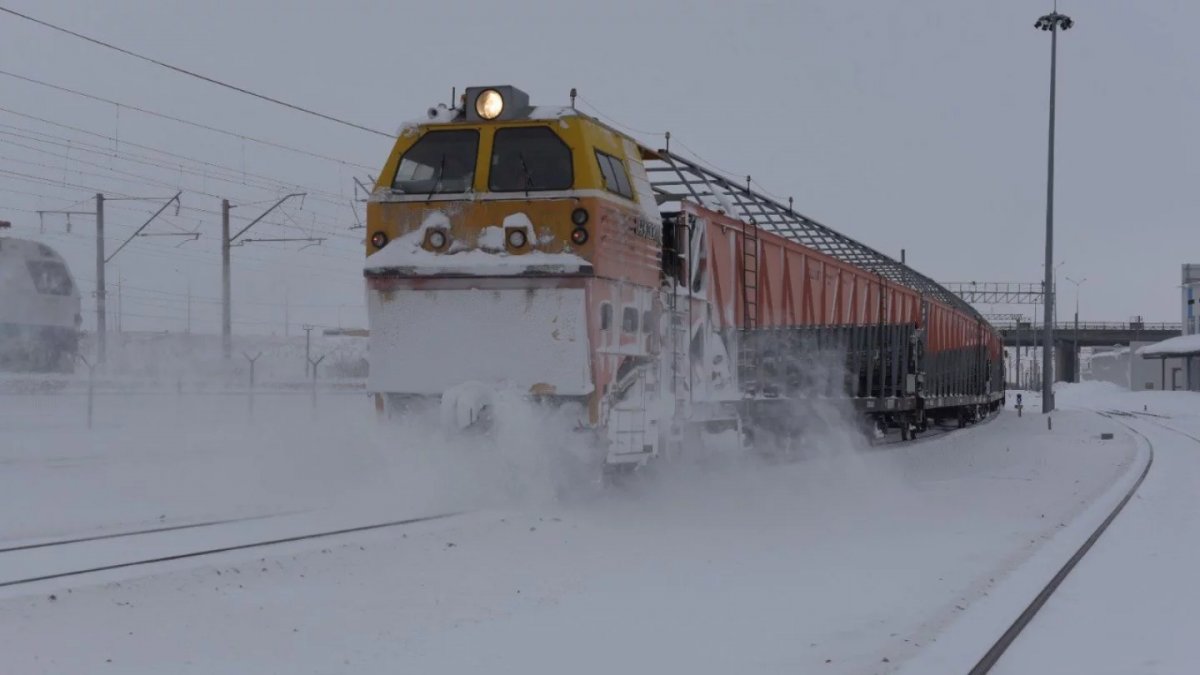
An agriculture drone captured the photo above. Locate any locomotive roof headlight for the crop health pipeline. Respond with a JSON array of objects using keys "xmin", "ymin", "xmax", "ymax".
[
  {"xmin": 571, "ymin": 208, "xmax": 589, "ymax": 226},
  {"xmin": 465, "ymin": 86, "xmax": 529, "ymax": 122},
  {"xmin": 370, "ymin": 231, "xmax": 389, "ymax": 249},
  {"xmin": 475, "ymin": 89, "xmax": 504, "ymax": 120},
  {"xmin": 570, "ymin": 227, "xmax": 589, "ymax": 246},
  {"xmin": 426, "ymin": 229, "xmax": 448, "ymax": 250},
  {"xmin": 506, "ymin": 227, "xmax": 528, "ymax": 249}
]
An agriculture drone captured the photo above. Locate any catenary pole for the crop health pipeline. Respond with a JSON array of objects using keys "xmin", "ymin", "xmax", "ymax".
[
  {"xmin": 221, "ymin": 193, "xmax": 306, "ymax": 359},
  {"xmin": 95, "ymin": 193, "xmax": 106, "ymax": 363},
  {"xmin": 222, "ymin": 198, "xmax": 232, "ymax": 358}
]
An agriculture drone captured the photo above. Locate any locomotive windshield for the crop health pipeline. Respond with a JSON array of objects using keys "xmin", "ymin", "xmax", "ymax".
[
  {"xmin": 488, "ymin": 126, "xmax": 573, "ymax": 192},
  {"xmin": 392, "ymin": 129, "xmax": 478, "ymax": 194},
  {"xmin": 25, "ymin": 260, "xmax": 74, "ymax": 296}
]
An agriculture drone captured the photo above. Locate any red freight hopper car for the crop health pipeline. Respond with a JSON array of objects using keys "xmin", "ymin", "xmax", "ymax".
[{"xmin": 650, "ymin": 153, "xmax": 1004, "ymax": 441}]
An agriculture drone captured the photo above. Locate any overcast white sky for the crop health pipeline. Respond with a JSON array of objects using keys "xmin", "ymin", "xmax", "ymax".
[{"xmin": 1, "ymin": 0, "xmax": 1196, "ymax": 333}]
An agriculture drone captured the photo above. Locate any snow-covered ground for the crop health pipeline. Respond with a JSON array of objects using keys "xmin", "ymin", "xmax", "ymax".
[
  {"xmin": 0, "ymin": 383, "xmax": 1174, "ymax": 674},
  {"xmin": 991, "ymin": 383, "xmax": 1200, "ymax": 675}
]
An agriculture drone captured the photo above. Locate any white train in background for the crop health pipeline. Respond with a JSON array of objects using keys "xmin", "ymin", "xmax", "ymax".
[{"xmin": 0, "ymin": 222, "xmax": 81, "ymax": 372}]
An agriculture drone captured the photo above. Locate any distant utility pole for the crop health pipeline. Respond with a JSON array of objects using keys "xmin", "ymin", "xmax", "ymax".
[
  {"xmin": 221, "ymin": 193, "xmax": 309, "ymax": 359},
  {"xmin": 303, "ymin": 324, "xmax": 314, "ymax": 377},
  {"xmin": 173, "ymin": 268, "xmax": 192, "ymax": 335},
  {"xmin": 222, "ymin": 199, "xmax": 231, "ymax": 357},
  {"xmin": 1035, "ymin": 8, "xmax": 1074, "ymax": 413},
  {"xmin": 185, "ymin": 276, "xmax": 192, "ymax": 335},
  {"xmin": 116, "ymin": 273, "xmax": 123, "ymax": 334},
  {"xmin": 96, "ymin": 193, "xmax": 106, "ymax": 359},
  {"xmin": 1066, "ymin": 276, "xmax": 1087, "ymax": 383}
]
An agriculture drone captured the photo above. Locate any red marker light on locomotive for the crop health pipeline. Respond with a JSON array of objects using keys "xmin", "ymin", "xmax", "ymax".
[
  {"xmin": 570, "ymin": 227, "xmax": 589, "ymax": 245},
  {"xmin": 370, "ymin": 231, "xmax": 389, "ymax": 249}
]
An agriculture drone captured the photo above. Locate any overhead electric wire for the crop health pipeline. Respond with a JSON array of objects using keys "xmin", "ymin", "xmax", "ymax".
[
  {"xmin": 575, "ymin": 95, "xmax": 667, "ymax": 139},
  {"xmin": 0, "ymin": 69, "xmax": 375, "ymax": 170},
  {"xmin": 0, "ymin": 135, "xmax": 361, "ymax": 235},
  {"xmin": 1, "ymin": 157, "xmax": 361, "ymax": 244},
  {"xmin": 0, "ymin": 167, "xmax": 136, "ymax": 197},
  {"xmin": 0, "ymin": 108, "xmax": 361, "ymax": 204},
  {"xmin": 0, "ymin": 5, "xmax": 393, "ymax": 138},
  {"xmin": 0, "ymin": 118, "xmax": 355, "ymax": 207},
  {"xmin": 0, "ymin": 184, "xmax": 93, "ymax": 205}
]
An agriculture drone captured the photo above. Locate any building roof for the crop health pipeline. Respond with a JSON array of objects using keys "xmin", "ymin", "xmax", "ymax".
[{"xmin": 1137, "ymin": 333, "xmax": 1200, "ymax": 358}]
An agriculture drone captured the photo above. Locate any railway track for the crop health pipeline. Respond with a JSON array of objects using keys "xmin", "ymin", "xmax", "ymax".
[
  {"xmin": 0, "ymin": 511, "xmax": 460, "ymax": 589},
  {"xmin": 967, "ymin": 409, "xmax": 1161, "ymax": 674},
  {"xmin": 0, "ymin": 512, "xmax": 292, "ymax": 554}
]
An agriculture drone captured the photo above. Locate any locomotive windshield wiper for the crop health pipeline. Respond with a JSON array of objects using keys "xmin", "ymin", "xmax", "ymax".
[
  {"xmin": 426, "ymin": 153, "xmax": 446, "ymax": 202},
  {"xmin": 517, "ymin": 151, "xmax": 535, "ymax": 198}
]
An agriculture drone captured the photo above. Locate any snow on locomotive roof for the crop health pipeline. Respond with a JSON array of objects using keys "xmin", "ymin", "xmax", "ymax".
[{"xmin": 1137, "ymin": 334, "xmax": 1200, "ymax": 358}]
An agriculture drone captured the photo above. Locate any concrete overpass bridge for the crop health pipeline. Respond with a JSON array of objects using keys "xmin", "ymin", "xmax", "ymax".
[{"xmin": 992, "ymin": 321, "xmax": 1182, "ymax": 382}]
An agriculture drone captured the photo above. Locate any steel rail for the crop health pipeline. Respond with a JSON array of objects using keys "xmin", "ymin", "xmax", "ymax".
[
  {"xmin": 0, "ymin": 512, "xmax": 460, "ymax": 589},
  {"xmin": 0, "ymin": 512, "xmax": 287, "ymax": 554},
  {"xmin": 969, "ymin": 413, "xmax": 1156, "ymax": 674}
]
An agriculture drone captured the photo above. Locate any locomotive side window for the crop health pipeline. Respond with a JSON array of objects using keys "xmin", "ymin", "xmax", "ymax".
[
  {"xmin": 642, "ymin": 310, "xmax": 653, "ymax": 333},
  {"xmin": 600, "ymin": 303, "xmax": 613, "ymax": 330},
  {"xmin": 392, "ymin": 130, "xmax": 479, "ymax": 194},
  {"xmin": 26, "ymin": 260, "xmax": 74, "ymax": 296},
  {"xmin": 622, "ymin": 307, "xmax": 639, "ymax": 333},
  {"xmin": 595, "ymin": 151, "xmax": 633, "ymax": 199},
  {"xmin": 489, "ymin": 127, "xmax": 573, "ymax": 192}
]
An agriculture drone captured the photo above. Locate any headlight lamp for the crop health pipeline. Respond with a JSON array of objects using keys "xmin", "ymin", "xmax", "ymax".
[{"xmin": 475, "ymin": 89, "xmax": 504, "ymax": 120}]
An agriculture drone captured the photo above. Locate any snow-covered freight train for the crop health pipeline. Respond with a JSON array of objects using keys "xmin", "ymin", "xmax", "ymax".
[
  {"xmin": 0, "ymin": 223, "xmax": 81, "ymax": 372},
  {"xmin": 363, "ymin": 86, "xmax": 1003, "ymax": 467}
]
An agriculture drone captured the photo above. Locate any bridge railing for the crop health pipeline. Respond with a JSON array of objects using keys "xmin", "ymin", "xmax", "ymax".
[{"xmin": 991, "ymin": 321, "xmax": 1182, "ymax": 332}]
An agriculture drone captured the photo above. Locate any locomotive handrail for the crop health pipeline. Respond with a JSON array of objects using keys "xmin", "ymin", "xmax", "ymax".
[{"xmin": 644, "ymin": 149, "xmax": 979, "ymax": 318}]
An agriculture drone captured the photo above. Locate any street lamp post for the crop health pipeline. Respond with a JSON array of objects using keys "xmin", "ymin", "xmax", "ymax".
[
  {"xmin": 1066, "ymin": 276, "xmax": 1087, "ymax": 383},
  {"xmin": 1035, "ymin": 9, "xmax": 1074, "ymax": 413}
]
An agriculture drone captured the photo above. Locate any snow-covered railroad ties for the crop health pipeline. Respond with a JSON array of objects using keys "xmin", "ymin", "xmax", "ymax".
[{"xmin": 363, "ymin": 85, "xmax": 1004, "ymax": 472}]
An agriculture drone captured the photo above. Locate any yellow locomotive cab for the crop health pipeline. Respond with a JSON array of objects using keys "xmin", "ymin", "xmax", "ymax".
[
  {"xmin": 364, "ymin": 86, "xmax": 662, "ymax": 278},
  {"xmin": 364, "ymin": 86, "xmax": 665, "ymax": 458}
]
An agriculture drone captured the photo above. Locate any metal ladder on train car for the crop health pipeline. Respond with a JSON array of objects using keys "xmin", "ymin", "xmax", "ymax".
[
  {"xmin": 665, "ymin": 215, "xmax": 691, "ymax": 422},
  {"xmin": 738, "ymin": 217, "xmax": 761, "ymax": 392}
]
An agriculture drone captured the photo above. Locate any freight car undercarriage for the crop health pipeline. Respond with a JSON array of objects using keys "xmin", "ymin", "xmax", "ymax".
[{"xmin": 736, "ymin": 323, "xmax": 1005, "ymax": 442}]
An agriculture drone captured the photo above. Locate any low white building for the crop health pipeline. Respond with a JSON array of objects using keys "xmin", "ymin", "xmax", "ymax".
[{"xmin": 1135, "ymin": 335, "xmax": 1200, "ymax": 392}]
